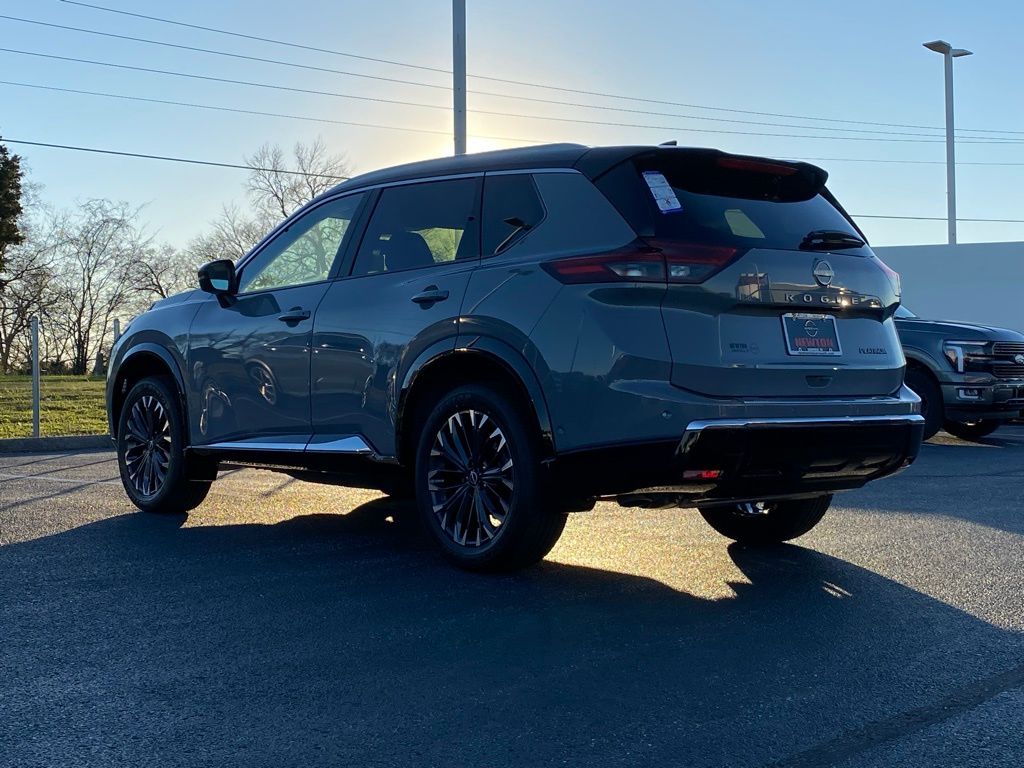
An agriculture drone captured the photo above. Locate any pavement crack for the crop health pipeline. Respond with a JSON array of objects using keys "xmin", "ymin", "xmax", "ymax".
[{"xmin": 768, "ymin": 662, "xmax": 1024, "ymax": 768}]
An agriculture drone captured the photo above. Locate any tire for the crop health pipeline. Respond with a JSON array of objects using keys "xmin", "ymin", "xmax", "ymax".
[
  {"xmin": 699, "ymin": 495, "xmax": 832, "ymax": 545},
  {"xmin": 904, "ymin": 367, "xmax": 943, "ymax": 440},
  {"xmin": 414, "ymin": 384, "xmax": 567, "ymax": 571},
  {"xmin": 943, "ymin": 419, "xmax": 1002, "ymax": 441},
  {"xmin": 116, "ymin": 376, "xmax": 216, "ymax": 514}
]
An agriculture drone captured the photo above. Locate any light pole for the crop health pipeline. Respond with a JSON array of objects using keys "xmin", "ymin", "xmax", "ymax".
[
  {"xmin": 452, "ymin": 0, "xmax": 467, "ymax": 155},
  {"xmin": 923, "ymin": 40, "xmax": 973, "ymax": 245}
]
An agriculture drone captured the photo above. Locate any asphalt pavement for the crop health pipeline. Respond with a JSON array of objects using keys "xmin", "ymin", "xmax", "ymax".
[{"xmin": 1, "ymin": 429, "xmax": 1023, "ymax": 767}]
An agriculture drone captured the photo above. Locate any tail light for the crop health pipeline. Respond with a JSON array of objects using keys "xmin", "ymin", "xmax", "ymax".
[
  {"xmin": 541, "ymin": 240, "xmax": 742, "ymax": 285},
  {"xmin": 875, "ymin": 256, "xmax": 901, "ymax": 298},
  {"xmin": 651, "ymin": 239, "xmax": 740, "ymax": 284},
  {"xmin": 716, "ymin": 156, "xmax": 798, "ymax": 176},
  {"xmin": 540, "ymin": 244, "xmax": 664, "ymax": 284}
]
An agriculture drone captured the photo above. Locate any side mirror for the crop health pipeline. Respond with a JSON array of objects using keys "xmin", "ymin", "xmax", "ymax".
[{"xmin": 198, "ymin": 259, "xmax": 237, "ymax": 296}]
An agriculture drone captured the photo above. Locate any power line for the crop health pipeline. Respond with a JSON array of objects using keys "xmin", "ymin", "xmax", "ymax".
[
  {"xmin": 797, "ymin": 157, "xmax": 1024, "ymax": 167},
  {"xmin": 57, "ymin": 0, "xmax": 1024, "ymax": 138},
  {"xmin": 3, "ymin": 47, "xmax": 1022, "ymax": 145},
  {"xmin": 854, "ymin": 214, "xmax": 1024, "ymax": 223},
  {"xmin": 0, "ymin": 138, "xmax": 351, "ymax": 179},
  {"xmin": 2, "ymin": 13, "xmax": 999, "ymax": 141},
  {"xmin": 0, "ymin": 15, "xmax": 456, "ymax": 94},
  {"xmin": 10, "ymin": 79, "xmax": 1024, "ymax": 167},
  {"xmin": 0, "ymin": 80, "xmax": 540, "ymax": 144},
  {"xmin": 4, "ymin": 137, "xmax": 1024, "ymax": 224}
]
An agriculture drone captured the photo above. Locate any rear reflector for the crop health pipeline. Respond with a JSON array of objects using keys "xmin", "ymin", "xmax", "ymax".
[
  {"xmin": 683, "ymin": 469, "xmax": 722, "ymax": 481},
  {"xmin": 542, "ymin": 241, "xmax": 742, "ymax": 285}
]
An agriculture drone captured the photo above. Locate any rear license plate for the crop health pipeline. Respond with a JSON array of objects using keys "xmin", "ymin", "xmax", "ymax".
[{"xmin": 782, "ymin": 313, "xmax": 842, "ymax": 356}]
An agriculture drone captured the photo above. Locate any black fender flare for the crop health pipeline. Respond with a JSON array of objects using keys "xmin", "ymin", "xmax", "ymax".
[
  {"xmin": 108, "ymin": 341, "xmax": 189, "ymax": 436},
  {"xmin": 398, "ymin": 335, "xmax": 556, "ymax": 460}
]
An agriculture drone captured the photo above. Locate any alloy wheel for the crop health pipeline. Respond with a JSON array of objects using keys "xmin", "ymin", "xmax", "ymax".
[
  {"xmin": 736, "ymin": 501, "xmax": 775, "ymax": 516},
  {"xmin": 427, "ymin": 409, "xmax": 514, "ymax": 548},
  {"xmin": 123, "ymin": 394, "xmax": 172, "ymax": 498}
]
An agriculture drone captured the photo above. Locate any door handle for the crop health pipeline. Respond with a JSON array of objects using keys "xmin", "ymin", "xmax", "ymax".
[
  {"xmin": 411, "ymin": 286, "xmax": 450, "ymax": 305},
  {"xmin": 278, "ymin": 307, "xmax": 312, "ymax": 323}
]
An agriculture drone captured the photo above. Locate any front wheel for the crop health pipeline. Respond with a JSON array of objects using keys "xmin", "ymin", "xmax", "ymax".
[
  {"xmin": 904, "ymin": 367, "xmax": 943, "ymax": 440},
  {"xmin": 699, "ymin": 495, "xmax": 832, "ymax": 545},
  {"xmin": 943, "ymin": 419, "xmax": 1002, "ymax": 441},
  {"xmin": 414, "ymin": 384, "xmax": 566, "ymax": 571},
  {"xmin": 116, "ymin": 376, "xmax": 216, "ymax": 514}
]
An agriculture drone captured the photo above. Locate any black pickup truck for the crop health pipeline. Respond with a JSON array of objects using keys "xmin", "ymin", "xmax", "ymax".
[{"xmin": 896, "ymin": 305, "xmax": 1024, "ymax": 440}]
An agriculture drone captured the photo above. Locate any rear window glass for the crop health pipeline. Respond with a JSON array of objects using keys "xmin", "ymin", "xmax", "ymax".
[{"xmin": 595, "ymin": 154, "xmax": 867, "ymax": 254}]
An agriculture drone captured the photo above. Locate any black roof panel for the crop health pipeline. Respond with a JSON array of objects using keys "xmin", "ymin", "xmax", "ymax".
[
  {"xmin": 321, "ymin": 143, "xmax": 828, "ymax": 197},
  {"xmin": 327, "ymin": 143, "xmax": 590, "ymax": 194}
]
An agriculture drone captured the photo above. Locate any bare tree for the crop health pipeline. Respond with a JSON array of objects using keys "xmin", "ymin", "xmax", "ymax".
[
  {"xmin": 0, "ymin": 176, "xmax": 54, "ymax": 373},
  {"xmin": 186, "ymin": 203, "xmax": 274, "ymax": 265},
  {"xmin": 245, "ymin": 138, "xmax": 350, "ymax": 220},
  {"xmin": 131, "ymin": 242, "xmax": 199, "ymax": 301},
  {"xmin": 0, "ymin": 243, "xmax": 52, "ymax": 373},
  {"xmin": 47, "ymin": 200, "xmax": 147, "ymax": 374}
]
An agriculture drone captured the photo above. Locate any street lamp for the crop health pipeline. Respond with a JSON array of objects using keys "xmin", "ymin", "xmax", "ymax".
[{"xmin": 923, "ymin": 40, "xmax": 973, "ymax": 245}]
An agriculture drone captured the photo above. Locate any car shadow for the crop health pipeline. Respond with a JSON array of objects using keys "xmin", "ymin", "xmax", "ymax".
[
  {"xmin": 841, "ymin": 430, "xmax": 1024, "ymax": 536},
  {"xmin": 2, "ymin": 497, "xmax": 1023, "ymax": 767}
]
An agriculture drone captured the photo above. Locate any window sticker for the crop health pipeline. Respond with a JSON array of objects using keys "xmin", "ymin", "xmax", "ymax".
[{"xmin": 641, "ymin": 171, "xmax": 683, "ymax": 213}]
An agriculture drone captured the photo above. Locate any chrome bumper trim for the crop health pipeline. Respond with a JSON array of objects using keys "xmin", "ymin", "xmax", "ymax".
[{"xmin": 679, "ymin": 414, "xmax": 924, "ymax": 454}]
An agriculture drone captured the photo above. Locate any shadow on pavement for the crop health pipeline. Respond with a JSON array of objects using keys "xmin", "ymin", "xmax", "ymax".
[
  {"xmin": 1, "ymin": 497, "xmax": 1022, "ymax": 768},
  {"xmin": 843, "ymin": 432, "xmax": 1024, "ymax": 536}
]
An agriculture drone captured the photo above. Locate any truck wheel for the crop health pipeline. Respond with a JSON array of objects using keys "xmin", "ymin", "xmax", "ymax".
[
  {"xmin": 904, "ymin": 367, "xmax": 943, "ymax": 440},
  {"xmin": 414, "ymin": 384, "xmax": 566, "ymax": 571},
  {"xmin": 943, "ymin": 419, "xmax": 1001, "ymax": 441},
  {"xmin": 699, "ymin": 495, "xmax": 832, "ymax": 545},
  {"xmin": 116, "ymin": 376, "xmax": 216, "ymax": 514}
]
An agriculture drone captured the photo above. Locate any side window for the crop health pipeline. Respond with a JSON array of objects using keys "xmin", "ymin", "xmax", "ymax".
[
  {"xmin": 351, "ymin": 178, "xmax": 480, "ymax": 276},
  {"xmin": 482, "ymin": 174, "xmax": 545, "ymax": 255},
  {"xmin": 238, "ymin": 193, "xmax": 365, "ymax": 293}
]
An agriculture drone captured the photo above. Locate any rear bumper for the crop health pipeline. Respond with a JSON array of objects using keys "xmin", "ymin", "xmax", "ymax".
[{"xmin": 552, "ymin": 410, "xmax": 924, "ymax": 505}]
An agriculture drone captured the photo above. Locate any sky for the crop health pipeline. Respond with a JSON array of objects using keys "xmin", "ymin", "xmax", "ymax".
[{"xmin": 2, "ymin": 0, "xmax": 1023, "ymax": 249}]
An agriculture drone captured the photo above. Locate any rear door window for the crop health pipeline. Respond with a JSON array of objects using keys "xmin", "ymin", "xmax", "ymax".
[
  {"xmin": 351, "ymin": 178, "xmax": 481, "ymax": 276},
  {"xmin": 481, "ymin": 174, "xmax": 546, "ymax": 255}
]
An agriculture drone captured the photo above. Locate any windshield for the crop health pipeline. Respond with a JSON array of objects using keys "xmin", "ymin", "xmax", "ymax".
[{"xmin": 894, "ymin": 305, "xmax": 917, "ymax": 319}]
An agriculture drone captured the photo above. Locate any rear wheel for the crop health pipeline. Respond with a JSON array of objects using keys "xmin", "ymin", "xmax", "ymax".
[
  {"xmin": 904, "ymin": 367, "xmax": 943, "ymax": 440},
  {"xmin": 414, "ymin": 384, "xmax": 566, "ymax": 571},
  {"xmin": 116, "ymin": 376, "xmax": 216, "ymax": 514},
  {"xmin": 943, "ymin": 419, "xmax": 1002, "ymax": 441},
  {"xmin": 699, "ymin": 495, "xmax": 832, "ymax": 545}
]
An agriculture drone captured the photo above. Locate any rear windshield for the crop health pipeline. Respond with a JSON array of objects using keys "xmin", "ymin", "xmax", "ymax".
[{"xmin": 595, "ymin": 154, "xmax": 869, "ymax": 254}]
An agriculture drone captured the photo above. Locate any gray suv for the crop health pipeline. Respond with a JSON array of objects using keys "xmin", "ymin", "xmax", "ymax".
[{"xmin": 107, "ymin": 144, "xmax": 923, "ymax": 570}]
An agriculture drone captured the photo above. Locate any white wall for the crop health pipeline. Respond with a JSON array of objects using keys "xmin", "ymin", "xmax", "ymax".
[{"xmin": 873, "ymin": 242, "xmax": 1024, "ymax": 332}]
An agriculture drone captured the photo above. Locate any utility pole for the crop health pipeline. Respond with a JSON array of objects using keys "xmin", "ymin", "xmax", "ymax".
[
  {"xmin": 923, "ymin": 40, "xmax": 973, "ymax": 245},
  {"xmin": 452, "ymin": 0, "xmax": 467, "ymax": 155},
  {"xmin": 31, "ymin": 315, "xmax": 40, "ymax": 438}
]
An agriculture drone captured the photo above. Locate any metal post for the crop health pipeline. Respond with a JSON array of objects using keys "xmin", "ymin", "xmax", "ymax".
[
  {"xmin": 942, "ymin": 50, "xmax": 957, "ymax": 245},
  {"xmin": 30, "ymin": 315, "xmax": 40, "ymax": 438},
  {"xmin": 925, "ymin": 40, "xmax": 971, "ymax": 245},
  {"xmin": 452, "ymin": 0, "xmax": 467, "ymax": 155},
  {"xmin": 113, "ymin": 318, "xmax": 121, "ymax": 343}
]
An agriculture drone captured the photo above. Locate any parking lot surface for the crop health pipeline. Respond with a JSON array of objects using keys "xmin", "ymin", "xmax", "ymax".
[{"xmin": 2, "ymin": 429, "xmax": 1023, "ymax": 767}]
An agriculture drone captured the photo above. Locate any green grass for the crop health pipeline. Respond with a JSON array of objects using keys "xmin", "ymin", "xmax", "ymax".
[{"xmin": 0, "ymin": 375, "xmax": 108, "ymax": 438}]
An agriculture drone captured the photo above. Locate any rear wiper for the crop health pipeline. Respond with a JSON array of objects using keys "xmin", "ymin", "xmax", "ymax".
[{"xmin": 799, "ymin": 229, "xmax": 865, "ymax": 251}]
